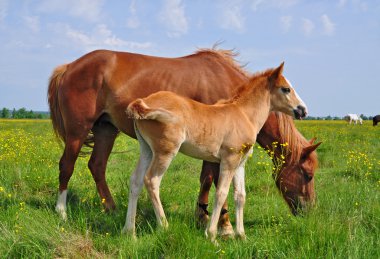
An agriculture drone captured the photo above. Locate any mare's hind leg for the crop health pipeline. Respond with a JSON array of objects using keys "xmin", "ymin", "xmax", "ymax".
[
  {"xmin": 197, "ymin": 161, "xmax": 234, "ymax": 238},
  {"xmin": 56, "ymin": 133, "xmax": 89, "ymax": 220},
  {"xmin": 88, "ymin": 119, "xmax": 119, "ymax": 211}
]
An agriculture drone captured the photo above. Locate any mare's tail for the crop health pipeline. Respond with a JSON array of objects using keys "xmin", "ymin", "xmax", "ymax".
[
  {"xmin": 127, "ymin": 99, "xmax": 178, "ymax": 123},
  {"xmin": 48, "ymin": 64, "xmax": 68, "ymax": 143}
]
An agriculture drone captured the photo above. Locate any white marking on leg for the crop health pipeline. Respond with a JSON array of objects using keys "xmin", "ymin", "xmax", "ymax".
[
  {"xmin": 56, "ymin": 190, "xmax": 68, "ymax": 220},
  {"xmin": 123, "ymin": 126, "xmax": 152, "ymax": 236},
  {"xmin": 233, "ymin": 165, "xmax": 246, "ymax": 239}
]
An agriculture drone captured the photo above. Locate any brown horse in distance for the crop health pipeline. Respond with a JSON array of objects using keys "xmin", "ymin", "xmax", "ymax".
[{"xmin": 47, "ymin": 49, "xmax": 320, "ymax": 231}]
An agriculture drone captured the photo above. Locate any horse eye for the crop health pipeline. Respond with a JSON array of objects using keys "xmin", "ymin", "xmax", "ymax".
[{"xmin": 281, "ymin": 87, "xmax": 291, "ymax": 94}]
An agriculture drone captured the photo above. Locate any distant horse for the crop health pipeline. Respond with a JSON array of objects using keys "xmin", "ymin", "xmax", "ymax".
[
  {"xmin": 125, "ymin": 63, "xmax": 307, "ymax": 241},
  {"xmin": 344, "ymin": 114, "xmax": 362, "ymax": 125},
  {"xmin": 373, "ymin": 115, "xmax": 380, "ymax": 126},
  {"xmin": 48, "ymin": 49, "xmax": 319, "ymax": 229}
]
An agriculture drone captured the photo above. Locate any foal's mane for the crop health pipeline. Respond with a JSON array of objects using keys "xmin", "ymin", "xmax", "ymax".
[
  {"xmin": 275, "ymin": 112, "xmax": 318, "ymax": 167},
  {"xmin": 217, "ymin": 68, "xmax": 275, "ymax": 104}
]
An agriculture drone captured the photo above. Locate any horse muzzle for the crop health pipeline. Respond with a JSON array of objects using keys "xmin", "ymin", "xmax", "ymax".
[{"xmin": 293, "ymin": 105, "xmax": 307, "ymax": 120}]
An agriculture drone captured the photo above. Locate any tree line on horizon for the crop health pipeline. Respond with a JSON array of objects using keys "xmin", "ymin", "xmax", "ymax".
[
  {"xmin": 0, "ymin": 107, "xmax": 375, "ymax": 121},
  {"xmin": 0, "ymin": 108, "xmax": 49, "ymax": 119}
]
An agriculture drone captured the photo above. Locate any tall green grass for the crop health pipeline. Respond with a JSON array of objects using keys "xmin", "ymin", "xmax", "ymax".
[{"xmin": 0, "ymin": 119, "xmax": 379, "ymax": 258}]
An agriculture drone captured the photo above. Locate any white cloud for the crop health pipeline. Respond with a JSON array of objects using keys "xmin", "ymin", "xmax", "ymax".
[
  {"xmin": 23, "ymin": 16, "xmax": 40, "ymax": 33},
  {"xmin": 280, "ymin": 16, "xmax": 292, "ymax": 33},
  {"xmin": 159, "ymin": 0, "xmax": 188, "ymax": 38},
  {"xmin": 302, "ymin": 18, "xmax": 314, "ymax": 36},
  {"xmin": 220, "ymin": 5, "xmax": 245, "ymax": 32},
  {"xmin": 37, "ymin": 0, "xmax": 104, "ymax": 22},
  {"xmin": 64, "ymin": 24, "xmax": 152, "ymax": 51},
  {"xmin": 126, "ymin": 0, "xmax": 140, "ymax": 29},
  {"xmin": 338, "ymin": 0, "xmax": 347, "ymax": 8},
  {"xmin": 252, "ymin": 0, "xmax": 298, "ymax": 11},
  {"xmin": 321, "ymin": 14, "xmax": 335, "ymax": 36},
  {"xmin": 0, "ymin": 0, "xmax": 8, "ymax": 23}
]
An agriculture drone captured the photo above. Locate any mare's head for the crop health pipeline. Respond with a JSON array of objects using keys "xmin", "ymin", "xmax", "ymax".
[
  {"xmin": 277, "ymin": 138, "xmax": 321, "ymax": 215},
  {"xmin": 268, "ymin": 63, "xmax": 308, "ymax": 119},
  {"xmin": 259, "ymin": 113, "xmax": 321, "ymax": 215}
]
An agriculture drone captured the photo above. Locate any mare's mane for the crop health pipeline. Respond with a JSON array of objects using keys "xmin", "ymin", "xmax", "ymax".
[
  {"xmin": 275, "ymin": 112, "xmax": 318, "ymax": 167},
  {"xmin": 195, "ymin": 47, "xmax": 250, "ymax": 78}
]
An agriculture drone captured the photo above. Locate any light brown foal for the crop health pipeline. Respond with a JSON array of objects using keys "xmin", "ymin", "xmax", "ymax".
[{"xmin": 124, "ymin": 63, "xmax": 307, "ymax": 242}]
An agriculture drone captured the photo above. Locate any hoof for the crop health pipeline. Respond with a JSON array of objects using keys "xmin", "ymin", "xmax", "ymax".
[
  {"xmin": 235, "ymin": 232, "xmax": 246, "ymax": 241},
  {"xmin": 205, "ymin": 229, "xmax": 219, "ymax": 246},
  {"xmin": 196, "ymin": 206, "xmax": 209, "ymax": 228},
  {"xmin": 103, "ymin": 202, "xmax": 116, "ymax": 212},
  {"xmin": 55, "ymin": 205, "xmax": 67, "ymax": 221},
  {"xmin": 217, "ymin": 212, "xmax": 234, "ymax": 238},
  {"xmin": 218, "ymin": 222, "xmax": 234, "ymax": 239},
  {"xmin": 121, "ymin": 227, "xmax": 136, "ymax": 239}
]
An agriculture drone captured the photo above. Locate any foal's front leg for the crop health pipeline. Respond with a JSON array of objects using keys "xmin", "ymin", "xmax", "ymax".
[
  {"xmin": 207, "ymin": 166, "xmax": 235, "ymax": 243},
  {"xmin": 233, "ymin": 165, "xmax": 246, "ymax": 239}
]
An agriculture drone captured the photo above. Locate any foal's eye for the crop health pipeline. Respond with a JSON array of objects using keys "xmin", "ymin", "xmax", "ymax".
[{"xmin": 281, "ymin": 87, "xmax": 291, "ymax": 94}]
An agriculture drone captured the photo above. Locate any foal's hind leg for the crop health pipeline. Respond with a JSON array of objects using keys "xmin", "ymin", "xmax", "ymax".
[
  {"xmin": 88, "ymin": 120, "xmax": 119, "ymax": 211},
  {"xmin": 144, "ymin": 151, "xmax": 178, "ymax": 229},
  {"xmin": 123, "ymin": 129, "xmax": 153, "ymax": 236}
]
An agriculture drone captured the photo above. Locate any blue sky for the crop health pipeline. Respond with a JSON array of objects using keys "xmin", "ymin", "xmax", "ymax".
[{"xmin": 0, "ymin": 0, "xmax": 379, "ymax": 117}]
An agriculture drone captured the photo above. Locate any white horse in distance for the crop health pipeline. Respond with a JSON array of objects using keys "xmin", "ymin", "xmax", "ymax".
[{"xmin": 344, "ymin": 114, "xmax": 363, "ymax": 125}]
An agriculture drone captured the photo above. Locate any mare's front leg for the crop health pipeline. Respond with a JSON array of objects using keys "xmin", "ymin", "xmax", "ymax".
[
  {"xmin": 233, "ymin": 165, "xmax": 246, "ymax": 239},
  {"xmin": 88, "ymin": 120, "xmax": 119, "ymax": 212}
]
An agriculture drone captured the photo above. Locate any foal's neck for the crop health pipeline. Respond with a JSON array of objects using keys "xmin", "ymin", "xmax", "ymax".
[{"xmin": 234, "ymin": 79, "xmax": 271, "ymax": 131}]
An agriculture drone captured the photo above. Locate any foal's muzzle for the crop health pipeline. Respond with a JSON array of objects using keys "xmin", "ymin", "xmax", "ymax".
[{"xmin": 293, "ymin": 105, "xmax": 307, "ymax": 119}]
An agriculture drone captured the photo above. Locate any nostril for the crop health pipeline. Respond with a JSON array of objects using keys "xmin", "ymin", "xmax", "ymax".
[{"xmin": 297, "ymin": 105, "xmax": 307, "ymax": 117}]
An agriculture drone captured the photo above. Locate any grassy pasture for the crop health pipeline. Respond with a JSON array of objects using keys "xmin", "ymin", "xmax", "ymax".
[{"xmin": 0, "ymin": 119, "xmax": 379, "ymax": 258}]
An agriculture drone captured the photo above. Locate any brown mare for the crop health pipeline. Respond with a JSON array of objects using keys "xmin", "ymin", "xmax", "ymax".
[
  {"xmin": 125, "ymin": 64, "xmax": 307, "ymax": 241},
  {"xmin": 47, "ymin": 48, "xmax": 320, "ymax": 228}
]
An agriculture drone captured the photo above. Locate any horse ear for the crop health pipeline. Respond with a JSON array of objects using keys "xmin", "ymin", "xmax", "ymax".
[
  {"xmin": 309, "ymin": 137, "xmax": 317, "ymax": 145},
  {"xmin": 301, "ymin": 142, "xmax": 322, "ymax": 159},
  {"xmin": 269, "ymin": 62, "xmax": 285, "ymax": 84}
]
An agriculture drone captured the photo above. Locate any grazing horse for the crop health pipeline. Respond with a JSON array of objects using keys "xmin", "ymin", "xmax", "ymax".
[
  {"xmin": 47, "ymin": 49, "xmax": 319, "ymax": 227},
  {"xmin": 125, "ymin": 63, "xmax": 307, "ymax": 241},
  {"xmin": 344, "ymin": 114, "xmax": 363, "ymax": 125},
  {"xmin": 373, "ymin": 115, "xmax": 380, "ymax": 126}
]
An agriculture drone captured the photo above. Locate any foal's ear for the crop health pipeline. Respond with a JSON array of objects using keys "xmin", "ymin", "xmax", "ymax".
[{"xmin": 269, "ymin": 62, "xmax": 285, "ymax": 84}]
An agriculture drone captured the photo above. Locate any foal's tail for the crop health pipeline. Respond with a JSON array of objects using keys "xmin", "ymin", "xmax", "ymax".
[
  {"xmin": 127, "ymin": 99, "xmax": 178, "ymax": 123},
  {"xmin": 48, "ymin": 64, "xmax": 68, "ymax": 143}
]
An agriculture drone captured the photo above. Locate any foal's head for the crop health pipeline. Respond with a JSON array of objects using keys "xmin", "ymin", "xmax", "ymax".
[{"xmin": 268, "ymin": 63, "xmax": 307, "ymax": 119}]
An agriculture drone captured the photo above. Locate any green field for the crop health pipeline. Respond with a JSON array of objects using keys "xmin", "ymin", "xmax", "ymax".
[{"xmin": 0, "ymin": 119, "xmax": 379, "ymax": 258}]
